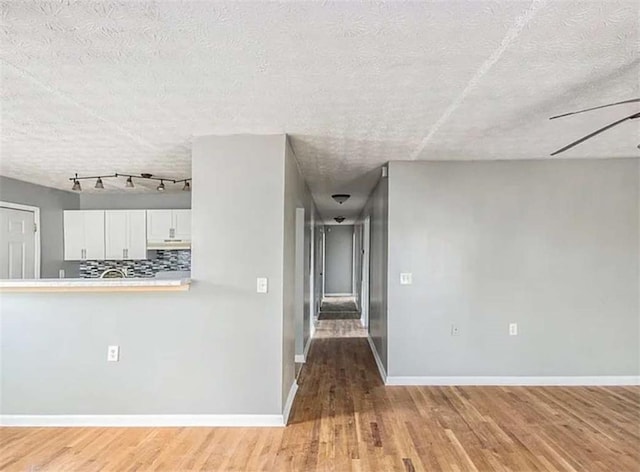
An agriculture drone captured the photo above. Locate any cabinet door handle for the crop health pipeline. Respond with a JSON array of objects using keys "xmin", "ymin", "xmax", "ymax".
[
  {"xmin": 81, "ymin": 248, "xmax": 86, "ymax": 260},
  {"xmin": 123, "ymin": 248, "xmax": 127, "ymax": 259},
  {"xmin": 169, "ymin": 228, "xmax": 175, "ymax": 238},
  {"xmin": 125, "ymin": 248, "xmax": 129, "ymax": 259}
]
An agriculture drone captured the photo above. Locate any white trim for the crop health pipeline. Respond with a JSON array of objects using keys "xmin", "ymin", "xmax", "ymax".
[
  {"xmin": 303, "ymin": 336, "xmax": 312, "ymax": 359},
  {"xmin": 295, "ymin": 328, "xmax": 315, "ymax": 364},
  {"xmin": 367, "ymin": 335, "xmax": 387, "ymax": 383},
  {"xmin": 0, "ymin": 414, "xmax": 286, "ymax": 428},
  {"xmin": 282, "ymin": 382, "xmax": 299, "ymax": 425},
  {"xmin": 295, "ymin": 336, "xmax": 313, "ymax": 363},
  {"xmin": 0, "ymin": 201, "xmax": 41, "ymax": 279},
  {"xmin": 385, "ymin": 376, "xmax": 640, "ymax": 386},
  {"xmin": 324, "ymin": 293, "xmax": 354, "ymax": 297}
]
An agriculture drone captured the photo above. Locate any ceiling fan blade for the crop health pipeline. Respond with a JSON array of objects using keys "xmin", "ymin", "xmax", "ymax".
[
  {"xmin": 549, "ymin": 98, "xmax": 640, "ymax": 120},
  {"xmin": 550, "ymin": 112, "xmax": 640, "ymax": 156}
]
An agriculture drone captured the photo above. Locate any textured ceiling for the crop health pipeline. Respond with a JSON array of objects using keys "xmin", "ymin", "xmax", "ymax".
[{"xmin": 1, "ymin": 1, "xmax": 638, "ymax": 222}]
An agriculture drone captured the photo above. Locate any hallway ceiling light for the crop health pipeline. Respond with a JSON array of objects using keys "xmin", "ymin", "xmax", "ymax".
[
  {"xmin": 331, "ymin": 194, "xmax": 350, "ymax": 204},
  {"xmin": 334, "ymin": 216, "xmax": 345, "ymax": 223},
  {"xmin": 94, "ymin": 177, "xmax": 104, "ymax": 189}
]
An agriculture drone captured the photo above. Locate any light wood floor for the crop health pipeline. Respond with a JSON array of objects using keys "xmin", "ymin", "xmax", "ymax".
[{"xmin": 1, "ymin": 320, "xmax": 639, "ymax": 471}]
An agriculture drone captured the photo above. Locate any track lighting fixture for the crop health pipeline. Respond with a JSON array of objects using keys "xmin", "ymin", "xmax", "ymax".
[
  {"xmin": 68, "ymin": 173, "xmax": 192, "ymax": 192},
  {"xmin": 332, "ymin": 194, "xmax": 350, "ymax": 204}
]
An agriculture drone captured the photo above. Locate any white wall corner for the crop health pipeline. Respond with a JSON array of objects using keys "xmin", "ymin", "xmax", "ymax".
[
  {"xmin": 384, "ymin": 376, "xmax": 640, "ymax": 386},
  {"xmin": 303, "ymin": 337, "xmax": 312, "ymax": 360},
  {"xmin": 367, "ymin": 335, "xmax": 387, "ymax": 383},
  {"xmin": 294, "ymin": 337, "xmax": 312, "ymax": 363},
  {"xmin": 283, "ymin": 381, "xmax": 299, "ymax": 425},
  {"xmin": 0, "ymin": 414, "xmax": 287, "ymax": 428}
]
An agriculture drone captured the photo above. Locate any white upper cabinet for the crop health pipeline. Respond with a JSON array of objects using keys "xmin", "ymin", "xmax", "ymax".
[
  {"xmin": 146, "ymin": 210, "xmax": 173, "ymax": 241},
  {"xmin": 146, "ymin": 210, "xmax": 191, "ymax": 247},
  {"xmin": 64, "ymin": 211, "xmax": 105, "ymax": 261},
  {"xmin": 65, "ymin": 208, "xmax": 189, "ymax": 260},
  {"xmin": 173, "ymin": 210, "xmax": 191, "ymax": 241},
  {"xmin": 105, "ymin": 210, "xmax": 147, "ymax": 260}
]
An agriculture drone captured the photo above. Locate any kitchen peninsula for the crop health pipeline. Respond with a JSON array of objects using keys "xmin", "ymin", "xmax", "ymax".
[{"xmin": 0, "ymin": 277, "xmax": 191, "ymax": 292}]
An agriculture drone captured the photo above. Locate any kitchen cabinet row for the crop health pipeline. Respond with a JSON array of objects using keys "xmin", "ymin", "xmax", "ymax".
[{"xmin": 63, "ymin": 209, "xmax": 191, "ymax": 261}]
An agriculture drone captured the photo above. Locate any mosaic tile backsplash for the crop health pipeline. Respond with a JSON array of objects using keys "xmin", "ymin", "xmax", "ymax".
[{"xmin": 80, "ymin": 250, "xmax": 191, "ymax": 278}]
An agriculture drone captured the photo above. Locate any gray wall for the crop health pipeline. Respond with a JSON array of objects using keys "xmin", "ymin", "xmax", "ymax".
[
  {"xmin": 360, "ymin": 177, "xmax": 389, "ymax": 371},
  {"xmin": 283, "ymin": 139, "xmax": 320, "ymax": 394},
  {"xmin": 324, "ymin": 225, "xmax": 354, "ymax": 295},
  {"xmin": 0, "ymin": 176, "xmax": 80, "ymax": 278},
  {"xmin": 387, "ymin": 159, "xmax": 639, "ymax": 377},
  {"xmin": 0, "ymin": 135, "xmax": 302, "ymax": 416},
  {"xmin": 80, "ymin": 192, "xmax": 191, "ymax": 210}
]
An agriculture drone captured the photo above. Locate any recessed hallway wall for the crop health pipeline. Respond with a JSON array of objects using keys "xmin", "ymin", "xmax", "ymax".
[{"xmin": 324, "ymin": 225, "xmax": 354, "ymax": 295}]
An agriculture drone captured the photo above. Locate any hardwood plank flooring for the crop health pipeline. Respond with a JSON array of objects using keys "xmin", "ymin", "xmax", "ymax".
[{"xmin": 1, "ymin": 320, "xmax": 638, "ymax": 471}]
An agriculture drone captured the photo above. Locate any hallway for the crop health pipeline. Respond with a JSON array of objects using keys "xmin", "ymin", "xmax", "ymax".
[{"xmin": 2, "ymin": 320, "xmax": 639, "ymax": 471}]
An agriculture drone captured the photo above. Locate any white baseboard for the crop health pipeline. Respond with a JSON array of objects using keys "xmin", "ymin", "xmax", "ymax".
[
  {"xmin": 385, "ymin": 376, "xmax": 640, "ymax": 386},
  {"xmin": 0, "ymin": 414, "xmax": 286, "ymax": 427},
  {"xmin": 282, "ymin": 382, "xmax": 299, "ymax": 425},
  {"xmin": 367, "ymin": 335, "xmax": 387, "ymax": 383},
  {"xmin": 295, "ymin": 335, "xmax": 313, "ymax": 364}
]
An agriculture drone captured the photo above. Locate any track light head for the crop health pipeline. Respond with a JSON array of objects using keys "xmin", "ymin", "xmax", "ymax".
[
  {"xmin": 95, "ymin": 177, "xmax": 104, "ymax": 189},
  {"xmin": 72, "ymin": 179, "xmax": 81, "ymax": 191},
  {"xmin": 157, "ymin": 180, "xmax": 165, "ymax": 192},
  {"xmin": 125, "ymin": 176, "xmax": 134, "ymax": 188},
  {"xmin": 182, "ymin": 180, "xmax": 191, "ymax": 191}
]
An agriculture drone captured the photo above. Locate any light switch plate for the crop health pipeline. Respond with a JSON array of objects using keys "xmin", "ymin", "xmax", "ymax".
[
  {"xmin": 107, "ymin": 345, "xmax": 119, "ymax": 362},
  {"xmin": 257, "ymin": 277, "xmax": 268, "ymax": 293},
  {"xmin": 509, "ymin": 323, "xmax": 518, "ymax": 336},
  {"xmin": 451, "ymin": 324, "xmax": 460, "ymax": 336},
  {"xmin": 400, "ymin": 273, "xmax": 413, "ymax": 285}
]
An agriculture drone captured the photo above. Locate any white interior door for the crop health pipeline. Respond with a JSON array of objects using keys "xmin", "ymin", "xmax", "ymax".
[{"xmin": 0, "ymin": 207, "xmax": 36, "ymax": 279}]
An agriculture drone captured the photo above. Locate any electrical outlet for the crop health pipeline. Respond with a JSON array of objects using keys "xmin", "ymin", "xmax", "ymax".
[
  {"xmin": 107, "ymin": 345, "xmax": 119, "ymax": 362},
  {"xmin": 509, "ymin": 323, "xmax": 518, "ymax": 336},
  {"xmin": 451, "ymin": 324, "xmax": 460, "ymax": 336},
  {"xmin": 256, "ymin": 277, "xmax": 268, "ymax": 293},
  {"xmin": 400, "ymin": 273, "xmax": 413, "ymax": 285}
]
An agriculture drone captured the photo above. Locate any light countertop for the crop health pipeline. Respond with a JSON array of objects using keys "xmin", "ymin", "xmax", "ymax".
[{"xmin": 0, "ymin": 278, "xmax": 191, "ymax": 293}]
